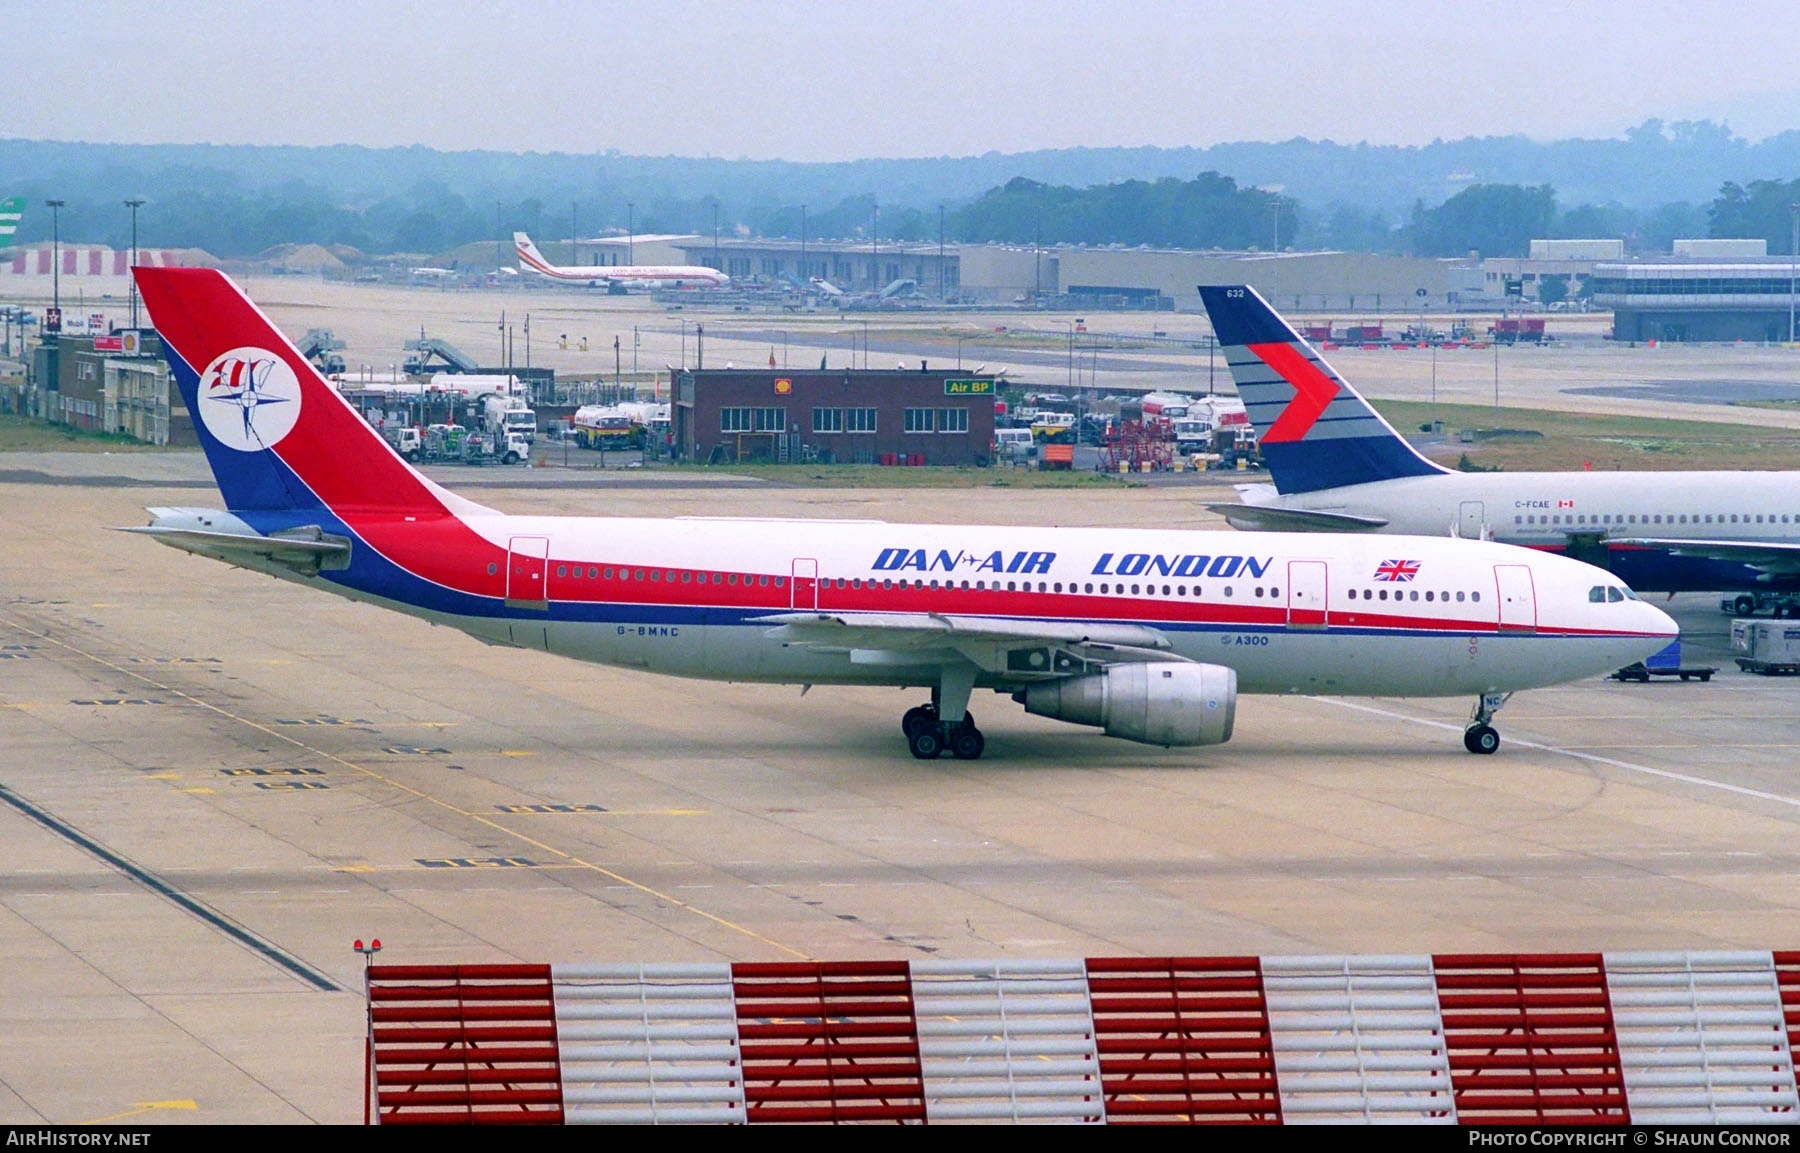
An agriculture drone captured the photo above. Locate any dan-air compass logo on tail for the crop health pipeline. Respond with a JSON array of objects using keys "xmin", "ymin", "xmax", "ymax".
[{"xmin": 197, "ymin": 347, "xmax": 302, "ymax": 451}]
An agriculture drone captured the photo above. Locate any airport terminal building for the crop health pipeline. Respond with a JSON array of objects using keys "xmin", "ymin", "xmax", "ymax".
[
  {"xmin": 671, "ymin": 368, "xmax": 997, "ymax": 466},
  {"xmin": 1592, "ymin": 260, "xmax": 1800, "ymax": 343},
  {"xmin": 665, "ymin": 237, "xmax": 1462, "ymax": 311}
]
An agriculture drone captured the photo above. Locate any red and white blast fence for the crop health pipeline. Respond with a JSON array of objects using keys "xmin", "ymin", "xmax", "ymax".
[{"xmin": 361, "ymin": 950, "xmax": 1800, "ymax": 1124}]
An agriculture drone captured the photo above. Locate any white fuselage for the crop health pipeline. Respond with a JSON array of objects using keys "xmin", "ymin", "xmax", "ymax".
[
  {"xmin": 1258, "ymin": 470, "xmax": 1800, "ymax": 547},
  {"xmin": 266, "ymin": 516, "xmax": 1674, "ymax": 700}
]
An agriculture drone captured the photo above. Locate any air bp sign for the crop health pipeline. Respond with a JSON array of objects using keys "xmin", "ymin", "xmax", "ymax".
[{"xmin": 944, "ymin": 378, "xmax": 993, "ymax": 396}]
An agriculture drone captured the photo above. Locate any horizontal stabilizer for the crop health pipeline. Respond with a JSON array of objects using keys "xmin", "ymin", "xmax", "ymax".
[
  {"xmin": 1205, "ymin": 503, "xmax": 1389, "ymax": 533},
  {"xmin": 120, "ymin": 508, "xmax": 350, "ymax": 575}
]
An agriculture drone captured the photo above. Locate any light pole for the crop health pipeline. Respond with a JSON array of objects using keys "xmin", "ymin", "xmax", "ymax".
[
  {"xmin": 627, "ymin": 202, "xmax": 634, "ymax": 265},
  {"xmin": 1789, "ymin": 203, "xmax": 1798, "ymax": 345},
  {"xmin": 1270, "ymin": 199, "xmax": 1281, "ymax": 308},
  {"xmin": 938, "ymin": 203, "xmax": 946, "ymax": 302},
  {"xmin": 1066, "ymin": 321, "xmax": 1074, "ymax": 391},
  {"xmin": 46, "ymin": 199, "xmax": 64, "ymax": 324},
  {"xmin": 125, "ymin": 198, "xmax": 144, "ymax": 329}
]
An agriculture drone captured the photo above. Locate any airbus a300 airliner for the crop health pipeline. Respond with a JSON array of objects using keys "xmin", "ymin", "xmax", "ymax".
[
  {"xmin": 129, "ymin": 269, "xmax": 1674, "ymax": 758},
  {"xmin": 1198, "ymin": 284, "xmax": 1800, "ymax": 605}
]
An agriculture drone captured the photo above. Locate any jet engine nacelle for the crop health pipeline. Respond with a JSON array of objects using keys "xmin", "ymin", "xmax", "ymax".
[{"xmin": 1018, "ymin": 662, "xmax": 1237, "ymax": 747}]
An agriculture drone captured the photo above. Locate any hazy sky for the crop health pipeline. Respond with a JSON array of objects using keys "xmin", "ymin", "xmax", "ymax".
[{"xmin": 16, "ymin": 1, "xmax": 1800, "ymax": 159}]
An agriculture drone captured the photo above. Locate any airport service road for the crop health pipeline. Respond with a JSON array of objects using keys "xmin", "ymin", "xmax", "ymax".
[{"xmin": 2, "ymin": 458, "xmax": 1799, "ymax": 1123}]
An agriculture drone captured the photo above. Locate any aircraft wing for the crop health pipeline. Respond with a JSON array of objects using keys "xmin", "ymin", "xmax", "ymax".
[
  {"xmin": 753, "ymin": 611, "xmax": 1188, "ymax": 677},
  {"xmin": 120, "ymin": 507, "xmax": 351, "ymax": 576},
  {"xmin": 1609, "ymin": 537, "xmax": 1800, "ymax": 575},
  {"xmin": 1205, "ymin": 502, "xmax": 1389, "ymax": 532}
]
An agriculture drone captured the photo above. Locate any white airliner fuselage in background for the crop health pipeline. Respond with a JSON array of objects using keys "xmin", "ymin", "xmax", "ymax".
[
  {"xmin": 1197, "ymin": 285, "xmax": 1800, "ymax": 601},
  {"xmin": 513, "ymin": 232, "xmax": 728, "ymax": 289},
  {"xmin": 127, "ymin": 268, "xmax": 1673, "ymax": 759}
]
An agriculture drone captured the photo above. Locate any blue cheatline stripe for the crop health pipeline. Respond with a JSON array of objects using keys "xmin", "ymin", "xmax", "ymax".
[{"xmin": 0, "ymin": 781, "xmax": 339, "ymax": 991}]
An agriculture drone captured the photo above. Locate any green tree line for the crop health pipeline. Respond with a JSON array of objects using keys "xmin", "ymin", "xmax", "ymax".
[{"xmin": 1, "ymin": 156, "xmax": 1787, "ymax": 261}]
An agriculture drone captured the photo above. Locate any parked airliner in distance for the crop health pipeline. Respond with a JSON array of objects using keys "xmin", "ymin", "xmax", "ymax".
[
  {"xmin": 128, "ymin": 269, "xmax": 1673, "ymax": 758},
  {"xmin": 513, "ymin": 232, "xmax": 729, "ymax": 289},
  {"xmin": 1199, "ymin": 285, "xmax": 1800, "ymax": 606}
]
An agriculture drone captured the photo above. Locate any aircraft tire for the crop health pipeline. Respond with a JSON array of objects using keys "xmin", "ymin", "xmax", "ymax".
[
  {"xmin": 1463, "ymin": 724, "xmax": 1500, "ymax": 755},
  {"xmin": 909, "ymin": 726, "xmax": 945, "ymax": 760},
  {"xmin": 949, "ymin": 725, "xmax": 985, "ymax": 761},
  {"xmin": 902, "ymin": 705, "xmax": 937, "ymax": 739}
]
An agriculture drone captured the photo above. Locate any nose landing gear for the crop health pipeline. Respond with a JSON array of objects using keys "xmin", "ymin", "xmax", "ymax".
[{"xmin": 1463, "ymin": 692, "xmax": 1511, "ymax": 755}]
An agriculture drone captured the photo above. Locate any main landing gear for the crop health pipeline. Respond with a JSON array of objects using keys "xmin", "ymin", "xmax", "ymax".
[
  {"xmin": 903, "ymin": 664, "xmax": 985, "ymax": 760},
  {"xmin": 1463, "ymin": 692, "xmax": 1512, "ymax": 755},
  {"xmin": 902, "ymin": 705, "xmax": 985, "ymax": 760}
]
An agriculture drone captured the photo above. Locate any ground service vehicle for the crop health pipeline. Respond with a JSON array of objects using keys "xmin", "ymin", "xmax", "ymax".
[
  {"xmin": 571, "ymin": 405, "xmax": 645, "ymax": 450},
  {"xmin": 384, "ymin": 427, "xmax": 421, "ymax": 461},
  {"xmin": 483, "ymin": 394, "xmax": 537, "ymax": 444},
  {"xmin": 994, "ymin": 428, "xmax": 1036, "ymax": 462},
  {"xmin": 1732, "ymin": 620, "xmax": 1800, "ymax": 675}
]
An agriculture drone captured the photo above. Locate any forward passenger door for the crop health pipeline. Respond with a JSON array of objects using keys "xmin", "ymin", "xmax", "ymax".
[
  {"xmin": 1286, "ymin": 560, "xmax": 1328, "ymax": 629},
  {"xmin": 1493, "ymin": 564, "xmax": 1537, "ymax": 632}
]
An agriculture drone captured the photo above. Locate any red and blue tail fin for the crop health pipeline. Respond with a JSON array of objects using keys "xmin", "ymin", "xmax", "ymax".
[
  {"xmin": 1197, "ymin": 284, "xmax": 1449, "ymax": 495},
  {"xmin": 134, "ymin": 267, "xmax": 486, "ymax": 519}
]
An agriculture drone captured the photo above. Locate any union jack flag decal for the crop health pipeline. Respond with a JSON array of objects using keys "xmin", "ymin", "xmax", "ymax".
[{"xmin": 1374, "ymin": 558, "xmax": 1420, "ymax": 582}]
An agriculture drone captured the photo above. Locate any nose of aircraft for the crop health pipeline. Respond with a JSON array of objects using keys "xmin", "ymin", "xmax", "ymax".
[{"xmin": 1644, "ymin": 599, "xmax": 1679, "ymax": 639}]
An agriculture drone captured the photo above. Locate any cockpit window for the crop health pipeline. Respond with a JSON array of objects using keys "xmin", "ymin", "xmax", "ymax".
[
  {"xmin": 1589, "ymin": 586, "xmax": 1606, "ymax": 603},
  {"xmin": 1607, "ymin": 587, "xmax": 1625, "ymax": 603}
]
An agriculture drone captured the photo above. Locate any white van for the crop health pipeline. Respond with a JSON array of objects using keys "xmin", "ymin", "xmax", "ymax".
[{"xmin": 994, "ymin": 428, "xmax": 1036, "ymax": 461}]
